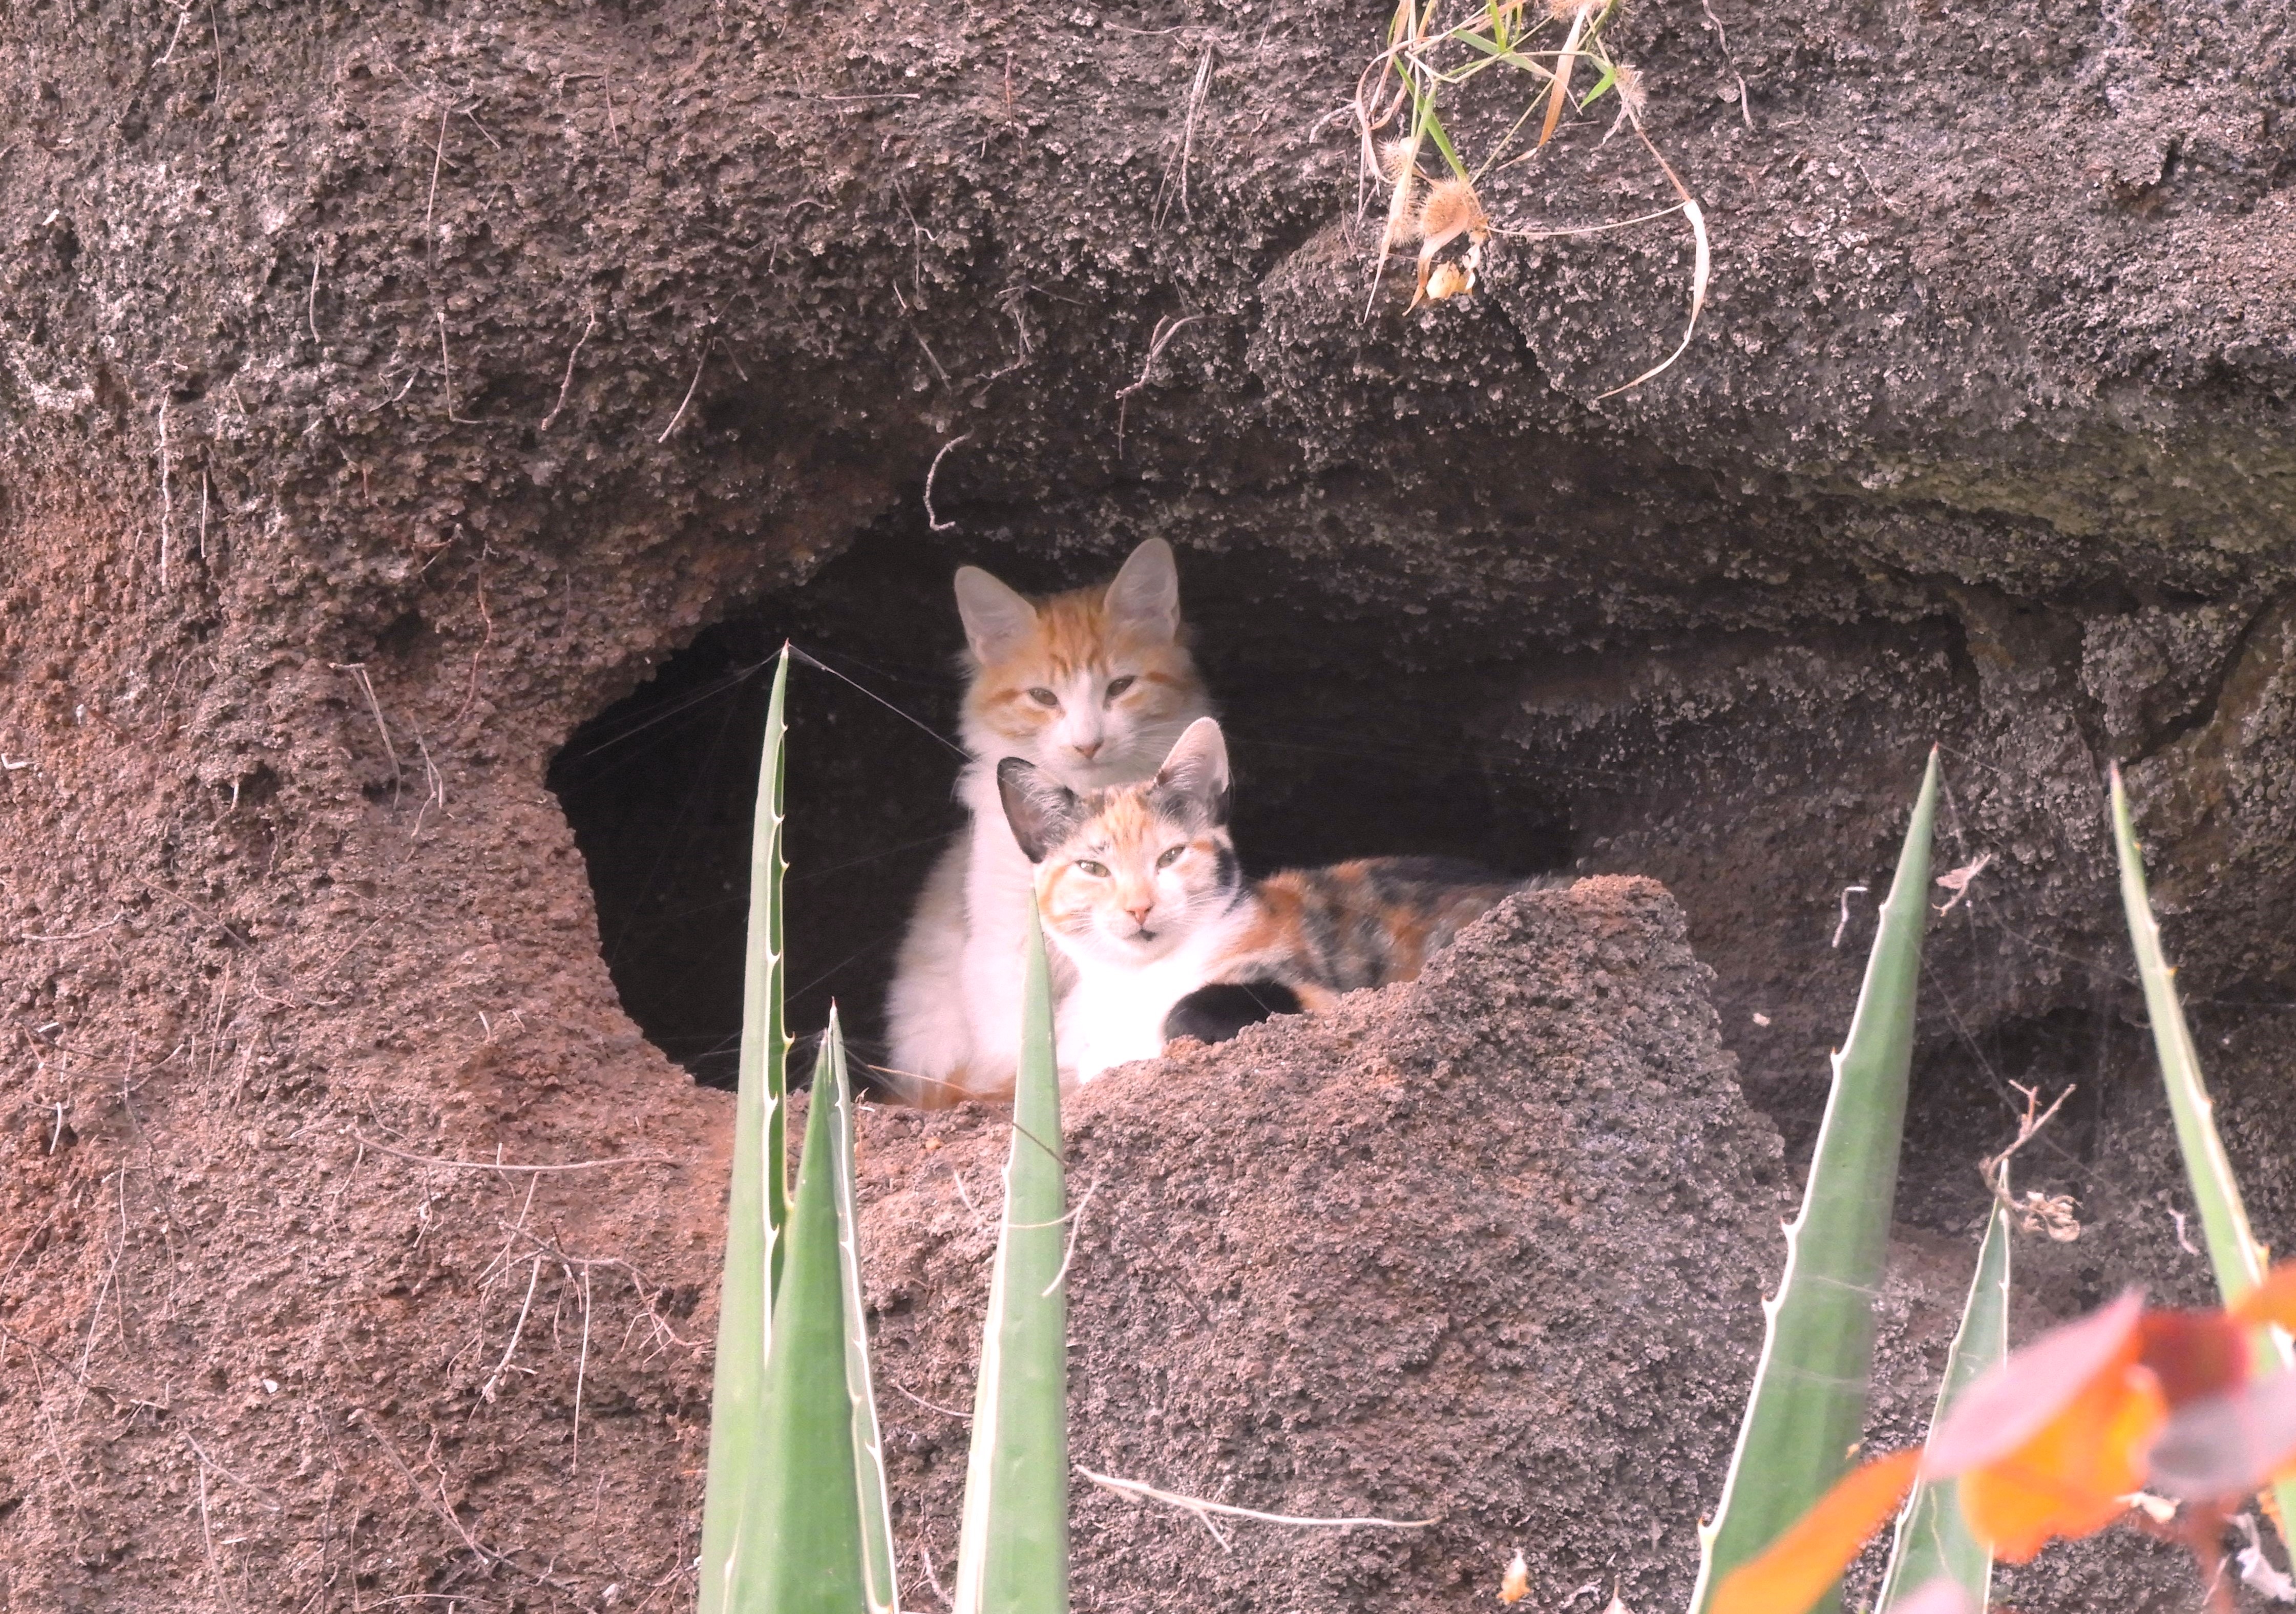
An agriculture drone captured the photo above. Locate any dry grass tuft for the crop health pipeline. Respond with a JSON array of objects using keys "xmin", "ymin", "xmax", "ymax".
[{"xmin": 1344, "ymin": 0, "xmax": 1715, "ymax": 391}]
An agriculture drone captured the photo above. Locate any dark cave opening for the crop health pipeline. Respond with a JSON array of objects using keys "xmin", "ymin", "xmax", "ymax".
[{"xmin": 547, "ymin": 526, "xmax": 1579, "ymax": 1089}]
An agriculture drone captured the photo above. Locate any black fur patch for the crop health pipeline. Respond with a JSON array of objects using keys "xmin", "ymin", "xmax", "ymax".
[
  {"xmin": 1367, "ymin": 854, "xmax": 1511, "ymax": 888},
  {"xmin": 997, "ymin": 757, "xmax": 1083, "ymax": 863},
  {"xmin": 1162, "ymin": 980, "xmax": 1302, "ymax": 1045},
  {"xmin": 1211, "ymin": 843, "xmax": 1242, "ymax": 896}
]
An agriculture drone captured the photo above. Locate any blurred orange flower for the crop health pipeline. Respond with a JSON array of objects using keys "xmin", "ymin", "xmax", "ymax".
[{"xmin": 1711, "ymin": 1273, "xmax": 2296, "ymax": 1614}]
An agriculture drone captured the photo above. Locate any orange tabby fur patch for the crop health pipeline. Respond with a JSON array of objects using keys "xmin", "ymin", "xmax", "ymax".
[{"xmin": 966, "ymin": 589, "xmax": 1203, "ymax": 752}]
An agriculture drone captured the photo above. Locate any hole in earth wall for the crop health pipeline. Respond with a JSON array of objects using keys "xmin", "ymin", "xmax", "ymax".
[{"xmin": 547, "ymin": 526, "xmax": 1576, "ymax": 1088}]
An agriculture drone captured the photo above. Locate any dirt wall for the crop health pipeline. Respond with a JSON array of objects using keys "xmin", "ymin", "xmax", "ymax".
[{"xmin": 4, "ymin": 0, "xmax": 2294, "ymax": 1606}]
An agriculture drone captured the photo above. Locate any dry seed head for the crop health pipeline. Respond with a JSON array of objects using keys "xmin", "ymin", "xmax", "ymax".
[
  {"xmin": 1377, "ymin": 137, "xmax": 1418, "ymax": 182},
  {"xmin": 1417, "ymin": 178, "xmax": 1489, "ymax": 248},
  {"xmin": 1382, "ymin": 157, "xmax": 1423, "ymax": 250},
  {"xmin": 1612, "ymin": 60, "xmax": 1648, "ymax": 120},
  {"xmin": 1544, "ymin": 0, "xmax": 1603, "ymax": 20}
]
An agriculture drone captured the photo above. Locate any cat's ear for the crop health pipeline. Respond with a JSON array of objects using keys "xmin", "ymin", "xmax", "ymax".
[
  {"xmin": 1154, "ymin": 717, "xmax": 1231, "ymax": 825},
  {"xmin": 1103, "ymin": 538, "xmax": 1180, "ymax": 642},
  {"xmin": 954, "ymin": 567, "xmax": 1038, "ymax": 664},
  {"xmin": 998, "ymin": 758, "xmax": 1084, "ymax": 863}
]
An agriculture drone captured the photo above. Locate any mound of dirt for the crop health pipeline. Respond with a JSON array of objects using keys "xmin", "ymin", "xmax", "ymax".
[
  {"xmin": 857, "ymin": 875, "xmax": 1793, "ymax": 1610},
  {"xmin": 856, "ymin": 874, "xmax": 2219, "ymax": 1614}
]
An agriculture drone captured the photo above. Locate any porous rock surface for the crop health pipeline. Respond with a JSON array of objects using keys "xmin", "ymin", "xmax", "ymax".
[{"xmin": 857, "ymin": 877, "xmax": 1791, "ymax": 1613}]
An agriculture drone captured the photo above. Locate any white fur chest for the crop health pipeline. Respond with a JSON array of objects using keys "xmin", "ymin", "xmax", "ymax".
[
  {"xmin": 1056, "ymin": 906, "xmax": 1250, "ymax": 1083},
  {"xmin": 953, "ymin": 760, "xmax": 1044, "ymax": 1076}
]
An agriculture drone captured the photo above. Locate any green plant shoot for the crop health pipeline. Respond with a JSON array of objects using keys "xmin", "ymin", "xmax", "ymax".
[
  {"xmin": 697, "ymin": 644, "xmax": 790, "ymax": 1614},
  {"xmin": 732, "ymin": 1038, "xmax": 867, "ymax": 1613},
  {"xmin": 1689, "ymin": 749, "xmax": 1940, "ymax": 1614},
  {"xmin": 825, "ymin": 1010, "xmax": 901, "ymax": 1614},
  {"xmin": 952, "ymin": 909, "xmax": 1070, "ymax": 1614},
  {"xmin": 1874, "ymin": 1192, "xmax": 2009, "ymax": 1611},
  {"xmin": 2109, "ymin": 764, "xmax": 2296, "ymax": 1546}
]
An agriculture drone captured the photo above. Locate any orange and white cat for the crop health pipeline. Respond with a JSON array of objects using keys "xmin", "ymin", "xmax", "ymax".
[
  {"xmin": 884, "ymin": 539, "xmax": 1214, "ymax": 1103},
  {"xmin": 998, "ymin": 718, "xmax": 1537, "ymax": 1082}
]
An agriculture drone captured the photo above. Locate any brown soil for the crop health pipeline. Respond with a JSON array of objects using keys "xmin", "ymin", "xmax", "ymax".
[
  {"xmin": 859, "ymin": 877, "xmax": 1792, "ymax": 1614},
  {"xmin": 4, "ymin": 0, "xmax": 2294, "ymax": 1607},
  {"xmin": 855, "ymin": 878, "xmax": 2211, "ymax": 1614}
]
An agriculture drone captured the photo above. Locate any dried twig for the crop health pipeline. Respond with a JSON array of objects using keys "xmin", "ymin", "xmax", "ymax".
[
  {"xmin": 657, "ymin": 338, "xmax": 709, "ymax": 444},
  {"xmin": 1699, "ymin": 0, "xmax": 1752, "ymax": 129},
  {"xmin": 184, "ymin": 1431, "xmax": 284, "ymax": 1512},
  {"xmin": 353, "ymin": 1408, "xmax": 541, "ymax": 1581},
  {"xmin": 155, "ymin": 396, "xmax": 173, "ymax": 590},
  {"xmin": 1155, "ymin": 44, "xmax": 1217, "ymax": 227},
  {"xmin": 1593, "ymin": 116, "xmax": 1710, "ymax": 400},
  {"xmin": 919, "ymin": 1540, "xmax": 954, "ymax": 1609},
  {"xmin": 923, "ymin": 433, "xmax": 972, "ymax": 532},
  {"xmin": 453, "ymin": 552, "xmax": 493, "ymax": 730},
  {"xmin": 1980, "ymin": 1081, "xmax": 2081, "ymax": 1241},
  {"xmin": 1830, "ymin": 884, "xmax": 1869, "ymax": 949},
  {"xmin": 157, "ymin": 2, "xmax": 194, "ymax": 65},
  {"xmin": 330, "ymin": 662, "xmax": 403, "ymax": 804},
  {"xmin": 889, "ymin": 1379, "xmax": 971, "ymax": 1420},
  {"xmin": 1042, "ymin": 1179, "xmax": 1100, "ymax": 1298},
  {"xmin": 1114, "ymin": 314, "xmax": 1204, "ymax": 452},
  {"xmin": 347, "ymin": 1130, "xmax": 676, "ymax": 1173},
  {"xmin": 571, "ymin": 1264, "xmax": 592, "ymax": 1473},
  {"xmin": 423, "ymin": 101, "xmax": 449, "ymax": 239},
  {"xmin": 479, "ymin": 1254, "xmax": 544, "ymax": 1403},
  {"xmin": 539, "ymin": 311, "xmax": 596, "ymax": 431},
  {"xmin": 22, "ymin": 911, "xmax": 127, "ymax": 944},
  {"xmin": 1492, "ymin": 203, "xmax": 1687, "ymax": 241},
  {"xmin": 1079, "ymin": 1466, "xmax": 1437, "ymax": 1552},
  {"xmin": 436, "ymin": 312, "xmax": 482, "ymax": 423}
]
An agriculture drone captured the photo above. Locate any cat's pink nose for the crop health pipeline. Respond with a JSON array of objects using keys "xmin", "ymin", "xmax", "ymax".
[
  {"xmin": 1125, "ymin": 901, "xmax": 1152, "ymax": 927},
  {"xmin": 1073, "ymin": 739, "xmax": 1102, "ymax": 760}
]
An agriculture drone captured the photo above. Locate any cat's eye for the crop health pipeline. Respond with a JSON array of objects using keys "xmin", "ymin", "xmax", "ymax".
[
  {"xmin": 1156, "ymin": 845, "xmax": 1186, "ymax": 868},
  {"xmin": 1027, "ymin": 687, "xmax": 1060, "ymax": 708},
  {"xmin": 1104, "ymin": 675, "xmax": 1136, "ymax": 702},
  {"xmin": 1075, "ymin": 859, "xmax": 1110, "ymax": 877}
]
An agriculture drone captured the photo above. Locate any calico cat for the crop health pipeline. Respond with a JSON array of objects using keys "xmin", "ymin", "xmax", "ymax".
[
  {"xmin": 998, "ymin": 717, "xmax": 1539, "ymax": 1082},
  {"xmin": 884, "ymin": 539, "xmax": 1214, "ymax": 1104}
]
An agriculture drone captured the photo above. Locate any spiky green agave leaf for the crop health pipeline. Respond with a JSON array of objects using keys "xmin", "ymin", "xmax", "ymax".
[
  {"xmin": 1689, "ymin": 749, "xmax": 1940, "ymax": 1614},
  {"xmin": 1875, "ymin": 1196, "xmax": 2009, "ymax": 1611},
  {"xmin": 698, "ymin": 644, "xmax": 791, "ymax": 1614},
  {"xmin": 730, "ymin": 1038, "xmax": 868, "ymax": 1612},
  {"xmin": 953, "ymin": 910, "xmax": 1070, "ymax": 1614},
  {"xmin": 824, "ymin": 1010, "xmax": 901, "ymax": 1614},
  {"xmin": 2108, "ymin": 765, "xmax": 2296, "ymax": 1545}
]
